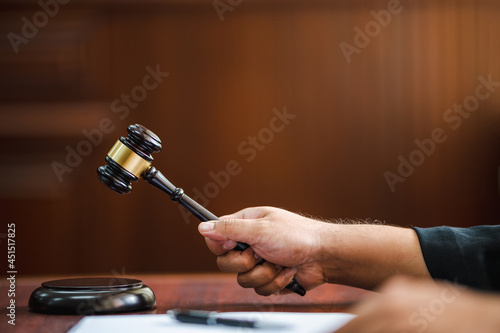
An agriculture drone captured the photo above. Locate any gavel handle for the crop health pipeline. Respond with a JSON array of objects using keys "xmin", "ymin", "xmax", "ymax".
[{"xmin": 143, "ymin": 167, "xmax": 306, "ymax": 296}]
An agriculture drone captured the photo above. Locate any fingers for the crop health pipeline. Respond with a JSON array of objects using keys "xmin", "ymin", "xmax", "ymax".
[
  {"xmin": 216, "ymin": 247, "xmax": 261, "ymax": 272},
  {"xmin": 254, "ymin": 267, "xmax": 297, "ymax": 296},
  {"xmin": 237, "ymin": 262, "xmax": 280, "ymax": 288},
  {"xmin": 198, "ymin": 206, "xmax": 301, "ymax": 297},
  {"xmin": 198, "ymin": 218, "xmax": 265, "ymax": 246},
  {"xmin": 198, "ymin": 206, "xmax": 281, "ymax": 257},
  {"xmin": 204, "ymin": 237, "xmax": 237, "ymax": 256},
  {"xmin": 214, "ymin": 246, "xmax": 298, "ymax": 296}
]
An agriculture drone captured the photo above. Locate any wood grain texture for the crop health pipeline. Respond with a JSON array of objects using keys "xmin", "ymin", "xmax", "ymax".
[{"xmin": 0, "ymin": 0, "xmax": 499, "ymax": 275}]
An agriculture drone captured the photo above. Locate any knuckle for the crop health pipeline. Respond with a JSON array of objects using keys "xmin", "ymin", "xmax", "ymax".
[
  {"xmin": 221, "ymin": 219, "xmax": 237, "ymax": 235},
  {"xmin": 237, "ymin": 275, "xmax": 252, "ymax": 288},
  {"xmin": 241, "ymin": 252, "xmax": 257, "ymax": 271},
  {"xmin": 255, "ymin": 279, "xmax": 282, "ymax": 297},
  {"xmin": 255, "ymin": 288, "xmax": 273, "ymax": 296},
  {"xmin": 242, "ymin": 259, "xmax": 255, "ymax": 272},
  {"xmin": 216, "ymin": 256, "xmax": 232, "ymax": 272},
  {"xmin": 263, "ymin": 266, "xmax": 277, "ymax": 282}
]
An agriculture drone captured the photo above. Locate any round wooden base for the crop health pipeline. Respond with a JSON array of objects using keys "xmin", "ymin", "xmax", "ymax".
[{"xmin": 29, "ymin": 277, "xmax": 156, "ymax": 315}]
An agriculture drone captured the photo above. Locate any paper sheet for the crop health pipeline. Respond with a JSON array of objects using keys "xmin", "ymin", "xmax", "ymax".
[{"xmin": 68, "ymin": 311, "xmax": 355, "ymax": 333}]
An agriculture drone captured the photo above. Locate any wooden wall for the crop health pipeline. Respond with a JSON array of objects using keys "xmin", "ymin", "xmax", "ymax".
[{"xmin": 0, "ymin": 0, "xmax": 499, "ymax": 275}]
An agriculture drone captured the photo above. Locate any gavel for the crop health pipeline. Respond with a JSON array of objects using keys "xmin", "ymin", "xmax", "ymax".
[{"xmin": 97, "ymin": 124, "xmax": 306, "ymax": 296}]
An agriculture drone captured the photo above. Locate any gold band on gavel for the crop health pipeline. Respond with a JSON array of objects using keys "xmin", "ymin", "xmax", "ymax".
[{"xmin": 107, "ymin": 140, "xmax": 151, "ymax": 178}]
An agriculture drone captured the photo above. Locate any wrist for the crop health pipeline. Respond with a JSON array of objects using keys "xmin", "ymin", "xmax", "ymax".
[
  {"xmin": 315, "ymin": 222, "xmax": 346, "ymax": 284},
  {"xmin": 314, "ymin": 223, "xmax": 430, "ymax": 289}
]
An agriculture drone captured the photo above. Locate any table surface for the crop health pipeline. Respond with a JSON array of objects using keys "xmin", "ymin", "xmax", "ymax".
[{"xmin": 0, "ymin": 274, "xmax": 372, "ymax": 333}]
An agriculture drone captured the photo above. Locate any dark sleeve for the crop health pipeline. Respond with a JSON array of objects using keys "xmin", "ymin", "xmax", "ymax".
[{"xmin": 413, "ymin": 226, "xmax": 500, "ymax": 292}]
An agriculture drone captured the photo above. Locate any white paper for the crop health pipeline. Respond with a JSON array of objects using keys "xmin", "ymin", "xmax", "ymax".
[{"xmin": 68, "ymin": 311, "xmax": 355, "ymax": 333}]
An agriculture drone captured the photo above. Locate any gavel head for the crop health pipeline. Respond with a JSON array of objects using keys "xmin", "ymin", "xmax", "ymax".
[{"xmin": 97, "ymin": 124, "xmax": 162, "ymax": 194}]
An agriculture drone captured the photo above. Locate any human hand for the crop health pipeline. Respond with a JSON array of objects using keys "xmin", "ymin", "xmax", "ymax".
[
  {"xmin": 198, "ymin": 206, "xmax": 331, "ymax": 296},
  {"xmin": 336, "ymin": 276, "xmax": 500, "ymax": 333}
]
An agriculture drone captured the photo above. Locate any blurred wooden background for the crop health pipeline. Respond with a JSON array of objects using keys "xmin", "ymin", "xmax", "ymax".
[{"xmin": 0, "ymin": 0, "xmax": 499, "ymax": 275}]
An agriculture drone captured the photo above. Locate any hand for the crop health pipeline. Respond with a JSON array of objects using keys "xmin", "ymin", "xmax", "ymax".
[
  {"xmin": 198, "ymin": 206, "xmax": 331, "ymax": 295},
  {"xmin": 336, "ymin": 276, "xmax": 500, "ymax": 333}
]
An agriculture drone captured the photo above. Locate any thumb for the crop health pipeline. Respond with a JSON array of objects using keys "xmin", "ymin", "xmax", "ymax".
[{"xmin": 198, "ymin": 219, "xmax": 260, "ymax": 245}]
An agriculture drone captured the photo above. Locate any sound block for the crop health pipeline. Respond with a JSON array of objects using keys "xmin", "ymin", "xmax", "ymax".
[{"xmin": 29, "ymin": 277, "xmax": 156, "ymax": 315}]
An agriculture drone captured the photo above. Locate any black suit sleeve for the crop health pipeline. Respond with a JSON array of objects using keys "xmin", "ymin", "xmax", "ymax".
[{"xmin": 413, "ymin": 226, "xmax": 500, "ymax": 291}]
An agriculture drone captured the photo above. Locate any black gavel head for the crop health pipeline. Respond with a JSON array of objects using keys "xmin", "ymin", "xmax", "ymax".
[{"xmin": 97, "ymin": 124, "xmax": 162, "ymax": 194}]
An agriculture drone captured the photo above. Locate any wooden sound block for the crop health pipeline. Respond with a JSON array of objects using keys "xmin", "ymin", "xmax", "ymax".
[{"xmin": 29, "ymin": 277, "xmax": 156, "ymax": 315}]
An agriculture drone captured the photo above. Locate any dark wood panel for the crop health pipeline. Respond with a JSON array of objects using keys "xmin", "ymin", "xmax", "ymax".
[
  {"xmin": 0, "ymin": 10, "xmax": 111, "ymax": 102},
  {"xmin": 0, "ymin": 0, "xmax": 499, "ymax": 276}
]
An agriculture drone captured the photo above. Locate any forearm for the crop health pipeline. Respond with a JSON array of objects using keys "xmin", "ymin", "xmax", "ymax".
[{"xmin": 317, "ymin": 223, "xmax": 431, "ymax": 289}]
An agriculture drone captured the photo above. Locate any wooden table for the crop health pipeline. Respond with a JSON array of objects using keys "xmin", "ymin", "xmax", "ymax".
[{"xmin": 0, "ymin": 274, "xmax": 371, "ymax": 333}]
